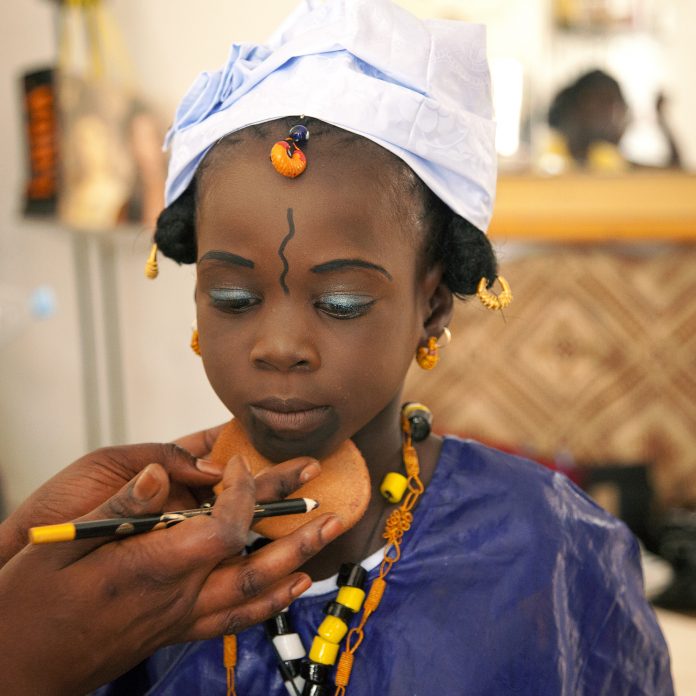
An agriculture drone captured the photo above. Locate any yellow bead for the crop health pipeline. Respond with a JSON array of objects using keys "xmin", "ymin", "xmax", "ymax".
[
  {"xmin": 309, "ymin": 636, "xmax": 340, "ymax": 665},
  {"xmin": 317, "ymin": 615, "xmax": 348, "ymax": 644},
  {"xmin": 380, "ymin": 472, "xmax": 408, "ymax": 504},
  {"xmin": 336, "ymin": 586, "xmax": 366, "ymax": 613}
]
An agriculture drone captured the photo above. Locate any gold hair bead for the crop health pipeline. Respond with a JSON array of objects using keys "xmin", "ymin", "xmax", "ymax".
[
  {"xmin": 477, "ymin": 275, "xmax": 512, "ymax": 311},
  {"xmin": 145, "ymin": 243, "xmax": 159, "ymax": 279}
]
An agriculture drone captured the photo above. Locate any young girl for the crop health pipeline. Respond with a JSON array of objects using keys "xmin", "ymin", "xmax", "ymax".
[{"xmin": 104, "ymin": 1, "xmax": 672, "ymax": 693}]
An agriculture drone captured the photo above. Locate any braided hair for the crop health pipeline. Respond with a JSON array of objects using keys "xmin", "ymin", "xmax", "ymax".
[{"xmin": 154, "ymin": 118, "xmax": 497, "ymax": 299}]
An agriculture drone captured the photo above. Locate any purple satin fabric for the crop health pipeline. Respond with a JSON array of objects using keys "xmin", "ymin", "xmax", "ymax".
[{"xmin": 95, "ymin": 436, "xmax": 673, "ymax": 695}]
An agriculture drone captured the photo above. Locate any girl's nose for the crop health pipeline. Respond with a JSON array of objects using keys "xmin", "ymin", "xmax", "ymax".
[{"xmin": 249, "ymin": 308, "xmax": 320, "ymax": 372}]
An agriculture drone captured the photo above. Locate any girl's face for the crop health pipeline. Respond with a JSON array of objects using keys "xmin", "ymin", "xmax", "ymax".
[{"xmin": 195, "ymin": 134, "xmax": 447, "ymax": 462}]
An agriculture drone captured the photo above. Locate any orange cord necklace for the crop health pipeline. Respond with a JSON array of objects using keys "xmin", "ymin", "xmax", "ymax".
[{"xmin": 224, "ymin": 403, "xmax": 429, "ymax": 695}]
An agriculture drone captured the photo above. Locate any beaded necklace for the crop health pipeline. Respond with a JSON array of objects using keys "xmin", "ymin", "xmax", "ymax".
[{"xmin": 223, "ymin": 402, "xmax": 430, "ymax": 696}]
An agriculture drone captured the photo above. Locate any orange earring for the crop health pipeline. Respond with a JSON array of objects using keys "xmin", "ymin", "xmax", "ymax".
[
  {"xmin": 190, "ymin": 322, "xmax": 201, "ymax": 356},
  {"xmin": 416, "ymin": 327, "xmax": 451, "ymax": 370}
]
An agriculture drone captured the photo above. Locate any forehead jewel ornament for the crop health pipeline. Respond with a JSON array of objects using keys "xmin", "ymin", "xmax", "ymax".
[
  {"xmin": 162, "ymin": 0, "xmax": 497, "ymax": 231},
  {"xmin": 270, "ymin": 124, "xmax": 309, "ymax": 178}
]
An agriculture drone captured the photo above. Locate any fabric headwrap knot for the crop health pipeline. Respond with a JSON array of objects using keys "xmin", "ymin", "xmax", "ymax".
[{"xmin": 164, "ymin": 0, "xmax": 497, "ymax": 232}]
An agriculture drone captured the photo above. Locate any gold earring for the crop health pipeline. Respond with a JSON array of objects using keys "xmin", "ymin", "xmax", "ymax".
[
  {"xmin": 477, "ymin": 276, "xmax": 512, "ymax": 311},
  {"xmin": 145, "ymin": 243, "xmax": 159, "ymax": 279},
  {"xmin": 416, "ymin": 328, "xmax": 452, "ymax": 370},
  {"xmin": 190, "ymin": 322, "xmax": 201, "ymax": 356}
]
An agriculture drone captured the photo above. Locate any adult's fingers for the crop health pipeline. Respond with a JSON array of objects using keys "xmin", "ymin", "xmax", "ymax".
[
  {"xmin": 88, "ymin": 441, "xmax": 224, "ymax": 490},
  {"xmin": 30, "ymin": 463, "xmax": 173, "ymax": 565},
  {"xmin": 188, "ymin": 512, "xmax": 344, "ymax": 631},
  {"xmin": 173, "ymin": 423, "xmax": 227, "ymax": 459},
  {"xmin": 253, "ymin": 456, "xmax": 321, "ymax": 503},
  {"xmin": 187, "ymin": 573, "xmax": 313, "ymax": 640},
  {"xmin": 204, "ymin": 455, "xmax": 258, "ymax": 551},
  {"xmin": 145, "ymin": 455, "xmax": 259, "ymax": 575}
]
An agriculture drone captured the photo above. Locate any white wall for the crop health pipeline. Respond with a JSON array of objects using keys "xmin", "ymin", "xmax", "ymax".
[
  {"xmin": 1, "ymin": 0, "xmax": 694, "ymax": 513},
  {"xmin": 0, "ymin": 0, "xmax": 299, "ymax": 513}
]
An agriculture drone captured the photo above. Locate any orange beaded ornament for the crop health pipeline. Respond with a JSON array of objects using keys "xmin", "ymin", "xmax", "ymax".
[
  {"xmin": 415, "ymin": 327, "xmax": 451, "ymax": 370},
  {"xmin": 333, "ymin": 403, "xmax": 429, "ymax": 695},
  {"xmin": 190, "ymin": 322, "xmax": 201, "ymax": 356},
  {"xmin": 270, "ymin": 124, "xmax": 309, "ymax": 178}
]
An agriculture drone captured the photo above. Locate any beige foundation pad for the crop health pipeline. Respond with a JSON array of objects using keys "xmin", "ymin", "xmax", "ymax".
[{"xmin": 210, "ymin": 419, "xmax": 371, "ymax": 538}]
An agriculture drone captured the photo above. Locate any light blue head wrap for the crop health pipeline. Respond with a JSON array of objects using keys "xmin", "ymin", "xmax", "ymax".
[{"xmin": 164, "ymin": 0, "xmax": 497, "ymax": 231}]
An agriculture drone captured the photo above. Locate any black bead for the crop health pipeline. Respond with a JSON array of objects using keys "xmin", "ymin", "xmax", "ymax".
[
  {"xmin": 324, "ymin": 600, "xmax": 353, "ymax": 622},
  {"xmin": 302, "ymin": 683, "xmax": 332, "ymax": 696},
  {"xmin": 301, "ymin": 660, "xmax": 331, "ymax": 683},
  {"xmin": 279, "ymin": 657, "xmax": 302, "ymax": 680},
  {"xmin": 409, "ymin": 414, "xmax": 431, "ymax": 442},
  {"xmin": 265, "ymin": 611, "xmax": 291, "ymax": 636},
  {"xmin": 402, "ymin": 403, "xmax": 432, "ymax": 442},
  {"xmin": 337, "ymin": 562, "xmax": 367, "ymax": 589}
]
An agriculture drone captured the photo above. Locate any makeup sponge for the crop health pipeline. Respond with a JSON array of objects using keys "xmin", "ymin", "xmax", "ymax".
[{"xmin": 210, "ymin": 419, "xmax": 371, "ymax": 539}]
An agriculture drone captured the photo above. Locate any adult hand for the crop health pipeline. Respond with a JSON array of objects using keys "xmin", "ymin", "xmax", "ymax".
[
  {"xmin": 0, "ymin": 423, "xmax": 314, "ymax": 566},
  {"xmin": 0, "ymin": 425, "xmax": 225, "ymax": 566},
  {"xmin": 0, "ymin": 454, "xmax": 341, "ymax": 695}
]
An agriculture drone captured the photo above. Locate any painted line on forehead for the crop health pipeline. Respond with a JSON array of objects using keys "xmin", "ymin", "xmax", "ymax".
[
  {"xmin": 198, "ymin": 250, "xmax": 255, "ymax": 268},
  {"xmin": 278, "ymin": 208, "xmax": 296, "ymax": 295},
  {"xmin": 311, "ymin": 258, "xmax": 393, "ymax": 281}
]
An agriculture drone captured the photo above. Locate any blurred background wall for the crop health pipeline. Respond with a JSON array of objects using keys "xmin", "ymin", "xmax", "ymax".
[
  {"xmin": 1, "ymin": 0, "xmax": 695, "ymax": 518},
  {"xmin": 0, "ymin": 0, "xmax": 302, "ymax": 512}
]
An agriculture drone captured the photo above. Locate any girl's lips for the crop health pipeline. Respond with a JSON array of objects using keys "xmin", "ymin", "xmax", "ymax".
[{"xmin": 249, "ymin": 401, "xmax": 331, "ymax": 436}]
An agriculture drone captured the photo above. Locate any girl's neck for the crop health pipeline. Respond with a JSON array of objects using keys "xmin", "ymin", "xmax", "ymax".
[{"xmin": 299, "ymin": 398, "xmax": 443, "ymax": 581}]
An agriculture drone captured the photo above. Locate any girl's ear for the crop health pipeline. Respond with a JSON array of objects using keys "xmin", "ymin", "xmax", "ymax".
[{"xmin": 420, "ymin": 266, "xmax": 454, "ymax": 340}]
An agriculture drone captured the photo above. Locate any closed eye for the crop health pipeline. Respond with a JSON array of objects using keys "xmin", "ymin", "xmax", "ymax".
[
  {"xmin": 209, "ymin": 287, "xmax": 261, "ymax": 313},
  {"xmin": 315, "ymin": 293, "xmax": 375, "ymax": 319}
]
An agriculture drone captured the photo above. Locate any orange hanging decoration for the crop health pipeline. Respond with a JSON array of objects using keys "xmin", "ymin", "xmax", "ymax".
[
  {"xmin": 416, "ymin": 336, "xmax": 439, "ymax": 370},
  {"xmin": 190, "ymin": 324, "xmax": 201, "ymax": 356},
  {"xmin": 223, "ymin": 634, "xmax": 238, "ymax": 696},
  {"xmin": 270, "ymin": 124, "xmax": 309, "ymax": 178},
  {"xmin": 270, "ymin": 140, "xmax": 307, "ymax": 177},
  {"xmin": 333, "ymin": 411, "xmax": 427, "ymax": 696}
]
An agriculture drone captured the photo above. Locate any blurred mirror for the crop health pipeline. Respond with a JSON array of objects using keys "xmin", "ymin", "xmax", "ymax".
[{"xmin": 398, "ymin": 0, "xmax": 694, "ymax": 173}]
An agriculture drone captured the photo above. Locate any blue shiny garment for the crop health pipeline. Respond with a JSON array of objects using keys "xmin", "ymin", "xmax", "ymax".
[{"xmin": 96, "ymin": 437, "xmax": 673, "ymax": 695}]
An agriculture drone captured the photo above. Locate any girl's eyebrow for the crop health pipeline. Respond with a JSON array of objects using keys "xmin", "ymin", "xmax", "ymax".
[
  {"xmin": 198, "ymin": 250, "xmax": 255, "ymax": 268},
  {"xmin": 310, "ymin": 258, "xmax": 393, "ymax": 281}
]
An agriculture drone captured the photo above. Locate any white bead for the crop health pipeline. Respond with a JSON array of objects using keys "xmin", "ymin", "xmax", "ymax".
[{"xmin": 273, "ymin": 632, "xmax": 306, "ymax": 661}]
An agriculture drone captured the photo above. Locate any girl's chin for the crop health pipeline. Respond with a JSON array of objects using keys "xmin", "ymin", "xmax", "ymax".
[{"xmin": 246, "ymin": 418, "xmax": 344, "ymax": 463}]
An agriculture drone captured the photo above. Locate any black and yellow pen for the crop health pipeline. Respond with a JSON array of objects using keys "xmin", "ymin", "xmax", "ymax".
[{"xmin": 28, "ymin": 497, "xmax": 319, "ymax": 544}]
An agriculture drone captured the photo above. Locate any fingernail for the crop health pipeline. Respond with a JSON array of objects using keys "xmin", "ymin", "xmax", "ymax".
[
  {"xmin": 319, "ymin": 515, "xmax": 344, "ymax": 542},
  {"xmin": 291, "ymin": 575, "xmax": 312, "ymax": 598},
  {"xmin": 196, "ymin": 458, "xmax": 224, "ymax": 476},
  {"xmin": 299, "ymin": 460, "xmax": 321, "ymax": 483},
  {"xmin": 133, "ymin": 463, "xmax": 160, "ymax": 502}
]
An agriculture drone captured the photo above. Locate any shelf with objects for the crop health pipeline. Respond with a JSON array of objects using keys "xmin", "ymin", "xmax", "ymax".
[
  {"xmin": 20, "ymin": 0, "xmax": 167, "ymax": 450},
  {"xmin": 489, "ymin": 171, "xmax": 696, "ymax": 241}
]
